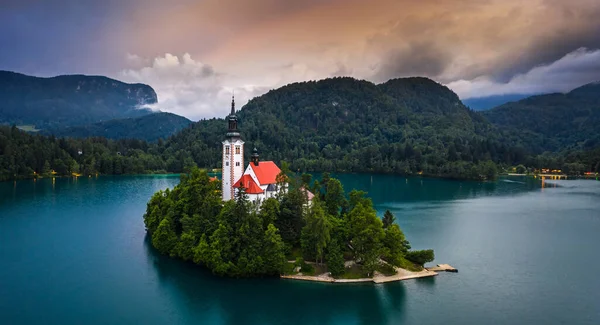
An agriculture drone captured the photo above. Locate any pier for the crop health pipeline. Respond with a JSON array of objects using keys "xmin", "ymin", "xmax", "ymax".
[{"xmin": 427, "ymin": 264, "xmax": 458, "ymax": 273}]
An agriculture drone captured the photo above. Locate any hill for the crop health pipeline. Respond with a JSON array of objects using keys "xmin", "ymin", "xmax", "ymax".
[
  {"xmin": 164, "ymin": 77, "xmax": 518, "ymax": 179},
  {"xmin": 45, "ymin": 112, "xmax": 192, "ymax": 142},
  {"xmin": 462, "ymin": 94, "xmax": 534, "ymax": 111},
  {"xmin": 482, "ymin": 82, "xmax": 600, "ymax": 152},
  {"xmin": 0, "ymin": 70, "xmax": 157, "ymax": 129}
]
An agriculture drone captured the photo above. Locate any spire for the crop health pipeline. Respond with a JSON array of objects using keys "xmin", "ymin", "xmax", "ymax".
[
  {"xmin": 251, "ymin": 147, "xmax": 259, "ymax": 166},
  {"xmin": 226, "ymin": 91, "xmax": 240, "ymax": 139}
]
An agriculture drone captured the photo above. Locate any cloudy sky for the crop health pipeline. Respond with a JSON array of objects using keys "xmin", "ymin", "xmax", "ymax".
[{"xmin": 1, "ymin": 0, "xmax": 600, "ymax": 120}]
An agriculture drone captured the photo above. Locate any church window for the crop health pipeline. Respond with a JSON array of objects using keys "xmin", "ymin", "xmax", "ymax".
[
  {"xmin": 235, "ymin": 146, "xmax": 240, "ymax": 154},
  {"xmin": 225, "ymin": 162, "xmax": 229, "ymax": 166},
  {"xmin": 225, "ymin": 146, "xmax": 230, "ymax": 155},
  {"xmin": 236, "ymin": 162, "xmax": 240, "ymax": 166}
]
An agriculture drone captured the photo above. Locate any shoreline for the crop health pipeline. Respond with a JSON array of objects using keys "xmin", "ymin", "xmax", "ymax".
[{"xmin": 281, "ymin": 264, "xmax": 456, "ymax": 284}]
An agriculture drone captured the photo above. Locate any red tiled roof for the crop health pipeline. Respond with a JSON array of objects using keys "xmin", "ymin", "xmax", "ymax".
[
  {"xmin": 233, "ymin": 174, "xmax": 264, "ymax": 194},
  {"xmin": 249, "ymin": 161, "xmax": 281, "ymax": 185},
  {"xmin": 209, "ymin": 176, "xmax": 218, "ymax": 182}
]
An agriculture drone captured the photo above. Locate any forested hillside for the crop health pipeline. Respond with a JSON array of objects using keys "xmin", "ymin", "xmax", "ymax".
[
  {"xmin": 483, "ymin": 82, "xmax": 600, "ymax": 152},
  {"xmin": 2, "ymin": 77, "xmax": 599, "ymax": 181},
  {"xmin": 165, "ymin": 77, "xmax": 521, "ymax": 179},
  {"xmin": 0, "ymin": 71, "xmax": 156, "ymax": 129},
  {"xmin": 45, "ymin": 112, "xmax": 192, "ymax": 142}
]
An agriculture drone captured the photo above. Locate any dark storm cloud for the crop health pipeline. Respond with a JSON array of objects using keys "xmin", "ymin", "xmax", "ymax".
[{"xmin": 373, "ymin": 42, "xmax": 453, "ymax": 81}]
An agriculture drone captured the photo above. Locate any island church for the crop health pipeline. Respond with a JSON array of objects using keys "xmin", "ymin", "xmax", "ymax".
[{"xmin": 221, "ymin": 96, "xmax": 286, "ymax": 203}]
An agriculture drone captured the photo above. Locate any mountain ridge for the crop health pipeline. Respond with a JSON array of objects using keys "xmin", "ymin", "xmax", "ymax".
[{"xmin": 0, "ymin": 70, "xmax": 158, "ymax": 129}]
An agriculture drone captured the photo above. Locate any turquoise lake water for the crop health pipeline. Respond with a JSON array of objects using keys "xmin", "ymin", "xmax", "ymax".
[{"xmin": 1, "ymin": 174, "xmax": 599, "ymax": 325}]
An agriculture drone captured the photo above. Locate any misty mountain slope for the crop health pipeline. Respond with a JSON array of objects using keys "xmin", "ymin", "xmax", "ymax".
[{"xmin": 0, "ymin": 71, "xmax": 157, "ymax": 129}]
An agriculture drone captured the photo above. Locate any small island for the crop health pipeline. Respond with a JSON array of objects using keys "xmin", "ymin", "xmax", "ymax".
[{"xmin": 144, "ymin": 167, "xmax": 439, "ymax": 280}]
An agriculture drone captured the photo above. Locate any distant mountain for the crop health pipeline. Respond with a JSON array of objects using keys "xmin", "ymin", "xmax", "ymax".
[
  {"xmin": 45, "ymin": 112, "xmax": 192, "ymax": 141},
  {"xmin": 462, "ymin": 94, "xmax": 536, "ymax": 111},
  {"xmin": 482, "ymin": 82, "xmax": 600, "ymax": 152},
  {"xmin": 0, "ymin": 70, "xmax": 157, "ymax": 129}
]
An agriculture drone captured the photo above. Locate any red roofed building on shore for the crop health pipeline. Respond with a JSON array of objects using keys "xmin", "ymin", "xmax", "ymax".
[{"xmin": 222, "ymin": 95, "xmax": 289, "ymax": 204}]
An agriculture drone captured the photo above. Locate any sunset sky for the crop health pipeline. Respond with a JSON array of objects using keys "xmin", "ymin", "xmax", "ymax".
[{"xmin": 2, "ymin": 0, "xmax": 600, "ymax": 120}]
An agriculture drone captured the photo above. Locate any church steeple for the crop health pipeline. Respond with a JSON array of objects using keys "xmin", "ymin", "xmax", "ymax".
[
  {"xmin": 227, "ymin": 94, "xmax": 240, "ymax": 139},
  {"xmin": 251, "ymin": 147, "xmax": 259, "ymax": 166}
]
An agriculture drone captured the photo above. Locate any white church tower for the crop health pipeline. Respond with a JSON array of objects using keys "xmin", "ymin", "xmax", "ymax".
[{"xmin": 222, "ymin": 96, "xmax": 245, "ymax": 201}]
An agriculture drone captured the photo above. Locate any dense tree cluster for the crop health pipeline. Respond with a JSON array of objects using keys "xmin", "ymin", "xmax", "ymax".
[
  {"xmin": 144, "ymin": 168, "xmax": 434, "ymax": 278},
  {"xmin": 0, "ymin": 125, "xmax": 180, "ymax": 181},
  {"xmin": 45, "ymin": 112, "xmax": 191, "ymax": 142}
]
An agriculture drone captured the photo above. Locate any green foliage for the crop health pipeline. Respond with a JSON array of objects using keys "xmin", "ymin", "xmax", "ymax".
[
  {"xmin": 382, "ymin": 224, "xmax": 411, "ymax": 267},
  {"xmin": 47, "ymin": 113, "xmax": 191, "ymax": 141},
  {"xmin": 324, "ymin": 179, "xmax": 346, "ymax": 217},
  {"xmin": 152, "ymin": 218, "xmax": 177, "ymax": 255},
  {"xmin": 300, "ymin": 200, "xmax": 331, "ymax": 264},
  {"xmin": 382, "ymin": 210, "xmax": 396, "ymax": 228},
  {"xmin": 347, "ymin": 202, "xmax": 385, "ymax": 276},
  {"xmin": 325, "ymin": 239, "xmax": 345, "ymax": 276},
  {"xmin": 144, "ymin": 168, "xmax": 286, "ymax": 277},
  {"xmin": 144, "ymin": 171, "xmax": 436, "ymax": 279},
  {"xmin": 405, "ymin": 249, "xmax": 435, "ymax": 266}
]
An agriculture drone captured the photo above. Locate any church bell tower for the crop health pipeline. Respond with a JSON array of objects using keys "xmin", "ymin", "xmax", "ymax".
[{"xmin": 222, "ymin": 95, "xmax": 245, "ymax": 201}]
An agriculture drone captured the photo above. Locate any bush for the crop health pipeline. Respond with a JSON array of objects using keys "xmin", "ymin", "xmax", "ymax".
[{"xmin": 405, "ymin": 249, "xmax": 435, "ymax": 266}]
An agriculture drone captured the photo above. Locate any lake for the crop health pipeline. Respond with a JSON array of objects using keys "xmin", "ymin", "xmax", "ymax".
[{"xmin": 1, "ymin": 174, "xmax": 599, "ymax": 325}]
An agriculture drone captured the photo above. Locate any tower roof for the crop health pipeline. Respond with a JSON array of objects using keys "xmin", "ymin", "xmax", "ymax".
[
  {"xmin": 249, "ymin": 161, "xmax": 281, "ymax": 185},
  {"xmin": 233, "ymin": 174, "xmax": 264, "ymax": 194},
  {"xmin": 230, "ymin": 94, "xmax": 236, "ymax": 116}
]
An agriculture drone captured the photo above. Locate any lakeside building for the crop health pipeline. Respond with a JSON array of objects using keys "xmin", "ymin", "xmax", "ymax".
[{"xmin": 222, "ymin": 96, "xmax": 306, "ymax": 205}]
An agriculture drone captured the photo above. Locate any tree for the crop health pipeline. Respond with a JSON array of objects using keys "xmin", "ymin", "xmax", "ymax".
[
  {"xmin": 152, "ymin": 218, "xmax": 177, "ymax": 255},
  {"xmin": 405, "ymin": 249, "xmax": 435, "ymax": 266},
  {"xmin": 324, "ymin": 178, "xmax": 346, "ymax": 217},
  {"xmin": 347, "ymin": 202, "xmax": 385, "ymax": 276},
  {"xmin": 301, "ymin": 200, "xmax": 331, "ymax": 264},
  {"xmin": 515, "ymin": 164, "xmax": 526, "ymax": 174},
  {"xmin": 326, "ymin": 239, "xmax": 345, "ymax": 276},
  {"xmin": 382, "ymin": 210, "xmax": 396, "ymax": 228},
  {"xmin": 42, "ymin": 160, "xmax": 51, "ymax": 176},
  {"xmin": 383, "ymin": 224, "xmax": 411, "ymax": 266},
  {"xmin": 260, "ymin": 198, "xmax": 280, "ymax": 229},
  {"xmin": 261, "ymin": 224, "xmax": 286, "ymax": 275},
  {"xmin": 175, "ymin": 231, "xmax": 196, "ymax": 261}
]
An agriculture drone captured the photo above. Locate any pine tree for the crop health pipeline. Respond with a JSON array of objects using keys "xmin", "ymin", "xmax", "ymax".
[{"xmin": 382, "ymin": 210, "xmax": 396, "ymax": 228}]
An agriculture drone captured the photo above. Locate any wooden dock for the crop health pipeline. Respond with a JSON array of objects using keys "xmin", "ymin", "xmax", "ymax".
[{"xmin": 426, "ymin": 264, "xmax": 458, "ymax": 273}]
